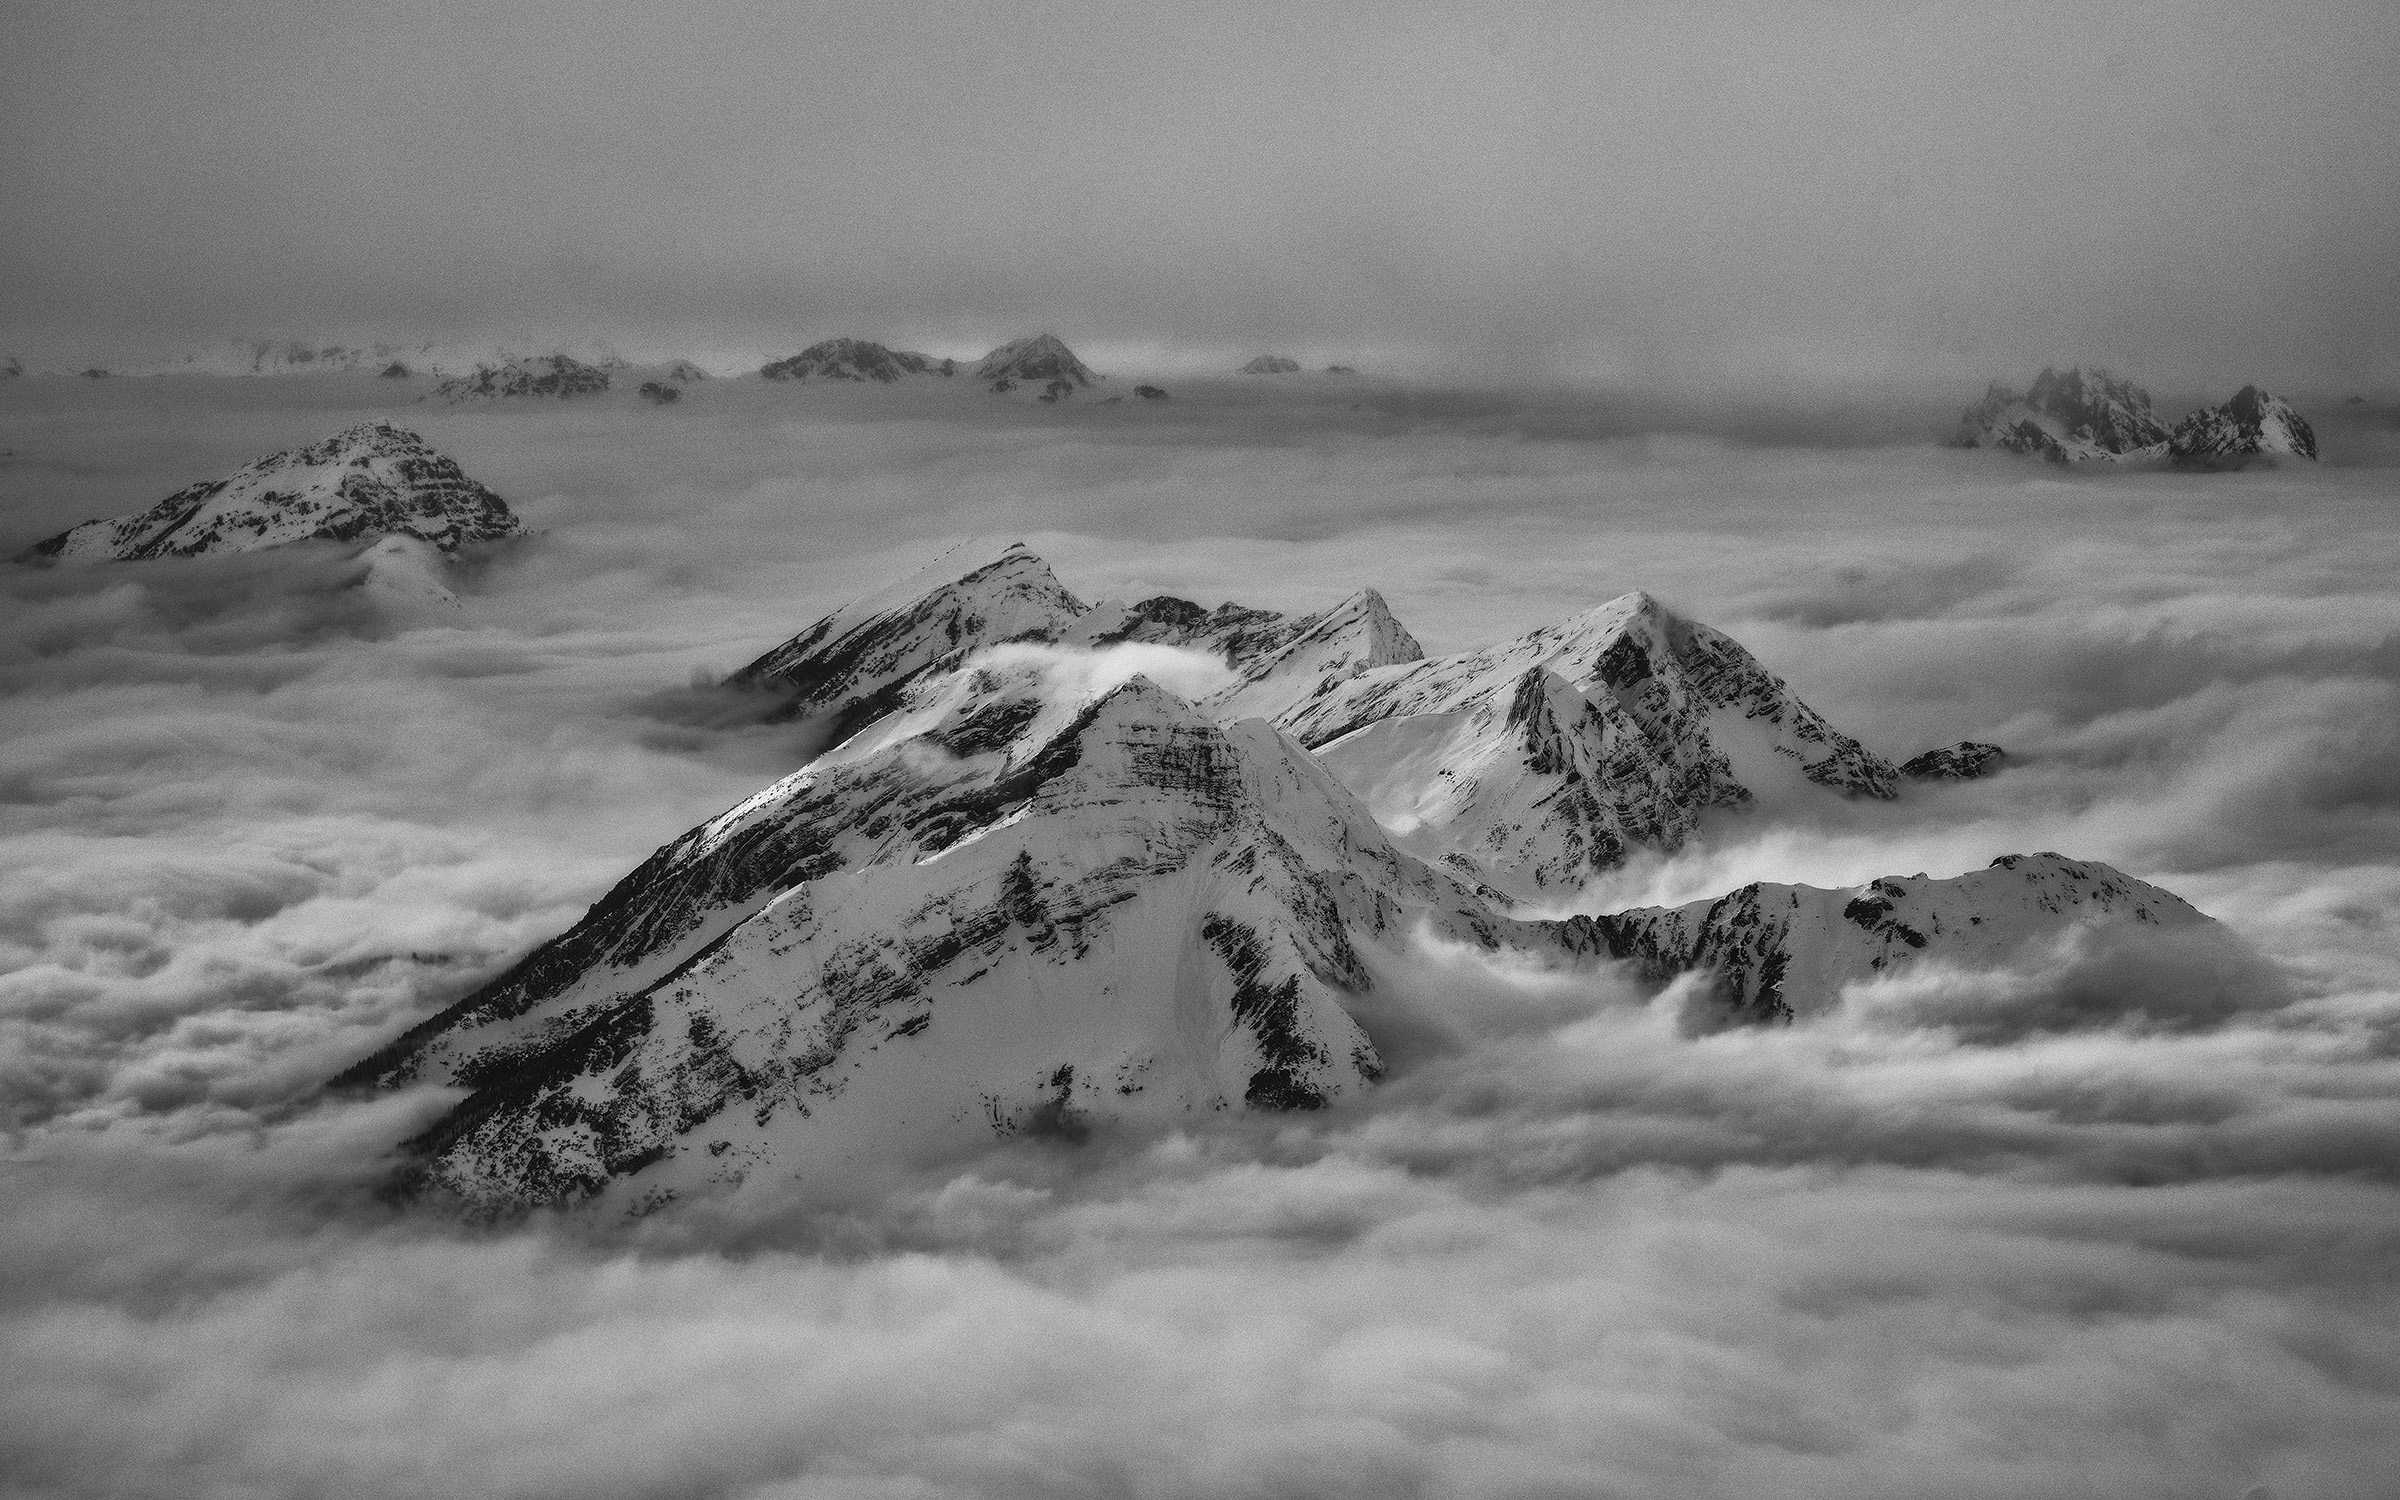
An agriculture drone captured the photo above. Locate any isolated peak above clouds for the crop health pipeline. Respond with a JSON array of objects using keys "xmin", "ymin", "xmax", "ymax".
[
  {"xmin": 13, "ymin": 420, "xmax": 524, "ymax": 563},
  {"xmin": 317, "ymin": 541, "xmax": 2267, "ymax": 1216}
]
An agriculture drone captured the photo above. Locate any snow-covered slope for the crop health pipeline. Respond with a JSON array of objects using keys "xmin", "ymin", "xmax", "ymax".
[
  {"xmin": 1275, "ymin": 591, "xmax": 1899, "ymax": 899},
  {"xmin": 725, "ymin": 547, "xmax": 1896, "ymax": 899},
  {"xmin": 434, "ymin": 355, "xmax": 611, "ymax": 402},
  {"xmin": 975, "ymin": 334, "xmax": 1097, "ymax": 394},
  {"xmin": 1572, "ymin": 854, "xmax": 2219, "ymax": 1024},
  {"xmin": 2168, "ymin": 386, "xmax": 2319, "ymax": 465},
  {"xmin": 727, "ymin": 542, "xmax": 1093, "ymax": 739},
  {"xmin": 16, "ymin": 421, "xmax": 523, "ymax": 562},
  {"xmin": 341, "ymin": 668, "xmax": 1522, "ymax": 1212},
  {"xmin": 760, "ymin": 339, "xmax": 952, "ymax": 383},
  {"xmin": 1954, "ymin": 367, "xmax": 2171, "ymax": 462}
]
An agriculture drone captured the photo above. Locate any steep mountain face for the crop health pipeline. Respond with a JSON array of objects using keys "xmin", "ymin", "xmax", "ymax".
[
  {"xmin": 16, "ymin": 422, "xmax": 524, "ymax": 562},
  {"xmin": 1076, "ymin": 587, "xmax": 1429, "ymax": 723},
  {"xmin": 1274, "ymin": 592, "xmax": 1899, "ymax": 899},
  {"xmin": 975, "ymin": 334, "xmax": 1096, "ymax": 393},
  {"xmin": 341, "ymin": 671, "xmax": 1514, "ymax": 1212},
  {"xmin": 337, "ymin": 547, "xmax": 2250, "ymax": 1213},
  {"xmin": 1901, "ymin": 742, "xmax": 2006, "ymax": 781},
  {"xmin": 1954, "ymin": 366, "xmax": 2171, "ymax": 462},
  {"xmin": 1573, "ymin": 854, "xmax": 2216, "ymax": 1024},
  {"xmin": 2168, "ymin": 386, "xmax": 2319, "ymax": 465},
  {"xmin": 760, "ymin": 340, "xmax": 947, "ymax": 383},
  {"xmin": 731, "ymin": 548, "xmax": 1892, "ymax": 899},
  {"xmin": 435, "ymin": 355, "xmax": 611, "ymax": 401},
  {"xmin": 1242, "ymin": 355, "xmax": 1302, "ymax": 374},
  {"xmin": 726, "ymin": 543, "xmax": 1093, "ymax": 740}
]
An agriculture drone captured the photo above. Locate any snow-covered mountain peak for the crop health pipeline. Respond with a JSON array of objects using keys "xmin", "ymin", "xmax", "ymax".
[
  {"xmin": 759, "ymin": 339, "xmax": 949, "ymax": 383},
  {"xmin": 974, "ymin": 334, "xmax": 1097, "ymax": 394},
  {"xmin": 1953, "ymin": 365, "xmax": 2171, "ymax": 463},
  {"xmin": 16, "ymin": 422, "xmax": 523, "ymax": 563},
  {"xmin": 1276, "ymin": 589, "xmax": 1896, "ymax": 898},
  {"xmin": 726, "ymin": 542, "xmax": 1090, "ymax": 746},
  {"xmin": 2168, "ymin": 385, "xmax": 2319, "ymax": 465},
  {"xmin": 433, "ymin": 354, "xmax": 611, "ymax": 402}
]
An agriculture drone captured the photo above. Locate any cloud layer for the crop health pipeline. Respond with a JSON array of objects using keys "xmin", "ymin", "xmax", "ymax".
[{"xmin": 1, "ymin": 381, "xmax": 2396, "ymax": 1495}]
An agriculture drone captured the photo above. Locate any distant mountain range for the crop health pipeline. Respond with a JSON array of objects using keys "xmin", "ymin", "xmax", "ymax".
[
  {"xmin": 325, "ymin": 542, "xmax": 2240, "ymax": 1217},
  {"xmin": 1955, "ymin": 366, "xmax": 2319, "ymax": 465}
]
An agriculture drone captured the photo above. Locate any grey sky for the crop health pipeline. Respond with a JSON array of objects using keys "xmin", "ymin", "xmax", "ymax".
[{"xmin": 5, "ymin": 0, "xmax": 2397, "ymax": 387}]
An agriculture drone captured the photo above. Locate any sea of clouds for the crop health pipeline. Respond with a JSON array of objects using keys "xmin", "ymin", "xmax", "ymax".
[{"xmin": 2, "ymin": 375, "xmax": 2396, "ymax": 1498}]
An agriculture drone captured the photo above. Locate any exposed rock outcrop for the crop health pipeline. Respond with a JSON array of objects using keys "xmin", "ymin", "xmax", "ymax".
[{"xmin": 1901, "ymin": 742, "xmax": 2006, "ymax": 781}]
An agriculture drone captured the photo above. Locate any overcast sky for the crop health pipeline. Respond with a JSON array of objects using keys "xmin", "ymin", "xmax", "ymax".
[{"xmin": 4, "ymin": 0, "xmax": 2396, "ymax": 389}]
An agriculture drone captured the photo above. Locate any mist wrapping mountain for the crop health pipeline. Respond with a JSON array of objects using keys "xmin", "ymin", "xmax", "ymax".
[
  {"xmin": 974, "ymin": 334, "xmax": 1096, "ymax": 395},
  {"xmin": 1900, "ymin": 742, "xmax": 2006, "ymax": 780},
  {"xmin": 334, "ymin": 544, "xmax": 2234, "ymax": 1214},
  {"xmin": 14, "ymin": 421, "xmax": 523, "ymax": 562},
  {"xmin": 1952, "ymin": 366, "xmax": 2171, "ymax": 462},
  {"xmin": 1570, "ymin": 853, "xmax": 2234, "ymax": 1028},
  {"xmin": 1241, "ymin": 355, "xmax": 1302, "ymax": 374},
  {"xmin": 2169, "ymin": 385, "xmax": 2320, "ymax": 465},
  {"xmin": 760, "ymin": 339, "xmax": 950, "ymax": 383},
  {"xmin": 433, "ymin": 354, "xmax": 612, "ymax": 402}
]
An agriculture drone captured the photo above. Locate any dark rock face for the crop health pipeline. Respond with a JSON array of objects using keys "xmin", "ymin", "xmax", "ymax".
[
  {"xmin": 1135, "ymin": 385, "xmax": 1169, "ymax": 400},
  {"xmin": 1954, "ymin": 367, "xmax": 2170, "ymax": 459},
  {"xmin": 638, "ymin": 382, "xmax": 682, "ymax": 405},
  {"xmin": 1241, "ymin": 355, "xmax": 1302, "ymax": 375},
  {"xmin": 759, "ymin": 339, "xmax": 936, "ymax": 383},
  {"xmin": 435, "ymin": 355, "xmax": 610, "ymax": 402},
  {"xmin": 16, "ymin": 421, "xmax": 524, "ymax": 563},
  {"xmin": 2168, "ymin": 385, "xmax": 2319, "ymax": 465},
  {"xmin": 975, "ymin": 334, "xmax": 1096, "ymax": 393},
  {"xmin": 379, "ymin": 361, "xmax": 412, "ymax": 378},
  {"xmin": 1901, "ymin": 743, "xmax": 2007, "ymax": 781}
]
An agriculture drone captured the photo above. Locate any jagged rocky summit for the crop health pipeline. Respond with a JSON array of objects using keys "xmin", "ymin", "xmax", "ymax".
[
  {"xmin": 1953, "ymin": 366, "xmax": 2170, "ymax": 463},
  {"xmin": 2168, "ymin": 385, "xmax": 2319, "ymax": 466},
  {"xmin": 1241, "ymin": 355, "xmax": 1302, "ymax": 375},
  {"xmin": 1957, "ymin": 367, "xmax": 2320, "ymax": 466},
  {"xmin": 16, "ymin": 421, "xmax": 523, "ymax": 563},
  {"xmin": 1901, "ymin": 742, "xmax": 2006, "ymax": 781},
  {"xmin": 976, "ymin": 334, "xmax": 1096, "ymax": 397},
  {"xmin": 435, "ymin": 354, "xmax": 611, "ymax": 402},
  {"xmin": 715, "ymin": 541, "xmax": 1896, "ymax": 901},
  {"xmin": 761, "ymin": 339, "xmax": 953, "ymax": 383},
  {"xmin": 337, "ymin": 544, "xmax": 2239, "ymax": 1215}
]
